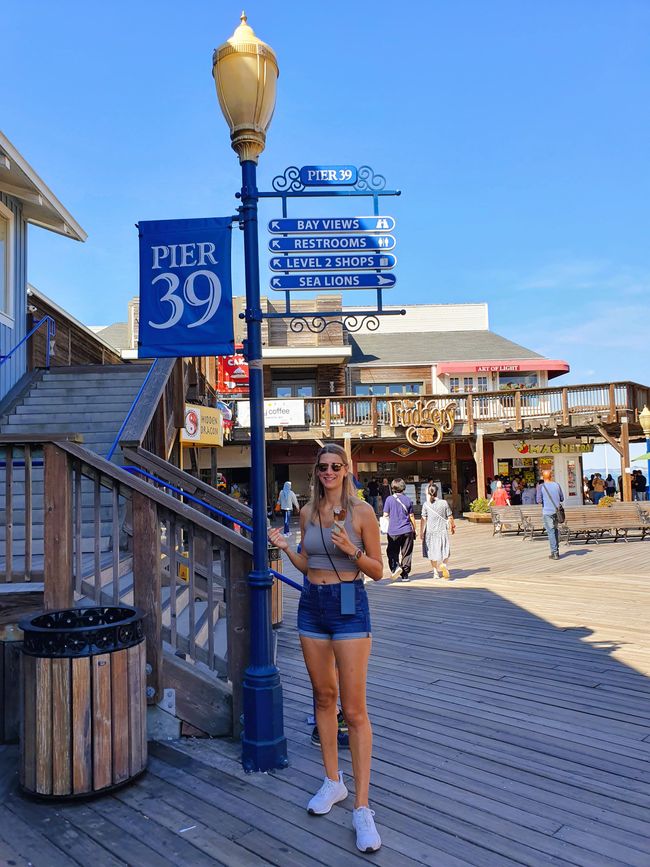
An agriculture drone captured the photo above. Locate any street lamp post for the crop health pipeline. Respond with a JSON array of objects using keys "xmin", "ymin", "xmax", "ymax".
[
  {"xmin": 213, "ymin": 13, "xmax": 287, "ymax": 771},
  {"xmin": 639, "ymin": 405, "xmax": 650, "ymax": 502}
]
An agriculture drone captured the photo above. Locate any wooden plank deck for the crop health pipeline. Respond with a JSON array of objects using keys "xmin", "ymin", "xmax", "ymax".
[{"xmin": 1, "ymin": 521, "xmax": 649, "ymax": 865}]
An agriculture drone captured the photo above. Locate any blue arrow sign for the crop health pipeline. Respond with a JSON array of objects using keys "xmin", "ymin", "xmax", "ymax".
[
  {"xmin": 268, "ymin": 216, "xmax": 396, "ymax": 234},
  {"xmin": 270, "ymin": 273, "xmax": 397, "ymax": 291},
  {"xmin": 269, "ymin": 234, "xmax": 396, "ymax": 253},
  {"xmin": 269, "ymin": 253, "xmax": 397, "ymax": 272}
]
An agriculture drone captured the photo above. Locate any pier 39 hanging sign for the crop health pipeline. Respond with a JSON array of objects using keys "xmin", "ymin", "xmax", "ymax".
[
  {"xmin": 138, "ymin": 217, "xmax": 234, "ymax": 358},
  {"xmin": 389, "ymin": 399, "xmax": 457, "ymax": 448}
]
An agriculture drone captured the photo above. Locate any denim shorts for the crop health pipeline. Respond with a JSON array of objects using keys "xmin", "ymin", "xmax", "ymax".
[{"xmin": 297, "ymin": 579, "xmax": 371, "ymax": 640}]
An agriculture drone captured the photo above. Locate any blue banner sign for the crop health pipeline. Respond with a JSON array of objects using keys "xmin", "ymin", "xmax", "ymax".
[
  {"xmin": 269, "ymin": 234, "xmax": 396, "ymax": 253},
  {"xmin": 270, "ymin": 273, "xmax": 397, "ymax": 291},
  {"xmin": 138, "ymin": 217, "xmax": 234, "ymax": 358},
  {"xmin": 269, "ymin": 253, "xmax": 397, "ymax": 272},
  {"xmin": 269, "ymin": 215, "xmax": 395, "ymax": 234},
  {"xmin": 299, "ymin": 165, "xmax": 358, "ymax": 186}
]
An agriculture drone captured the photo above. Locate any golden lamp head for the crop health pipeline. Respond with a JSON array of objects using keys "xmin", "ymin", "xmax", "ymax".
[
  {"xmin": 639, "ymin": 405, "xmax": 650, "ymax": 437},
  {"xmin": 212, "ymin": 11, "xmax": 279, "ymax": 164}
]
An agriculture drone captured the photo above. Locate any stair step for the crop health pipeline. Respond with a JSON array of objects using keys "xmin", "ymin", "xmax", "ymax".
[
  {"xmin": 1, "ymin": 419, "xmax": 121, "ymax": 432},
  {"xmin": 13, "ymin": 406, "xmax": 132, "ymax": 421}
]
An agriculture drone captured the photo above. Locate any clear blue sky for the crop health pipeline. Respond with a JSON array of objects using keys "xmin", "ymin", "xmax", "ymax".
[{"xmin": 3, "ymin": 0, "xmax": 650, "ymax": 413}]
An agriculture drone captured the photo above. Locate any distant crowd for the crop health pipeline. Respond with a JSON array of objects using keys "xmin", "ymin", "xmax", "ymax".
[{"xmin": 583, "ymin": 470, "xmax": 647, "ymax": 504}]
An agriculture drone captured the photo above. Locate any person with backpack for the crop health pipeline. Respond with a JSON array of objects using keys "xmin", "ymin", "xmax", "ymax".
[
  {"xmin": 536, "ymin": 469, "xmax": 565, "ymax": 560},
  {"xmin": 382, "ymin": 478, "xmax": 416, "ymax": 581}
]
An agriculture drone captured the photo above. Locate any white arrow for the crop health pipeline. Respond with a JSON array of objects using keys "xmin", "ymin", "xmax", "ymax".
[
  {"xmin": 271, "ymin": 221, "xmax": 280, "ymax": 229},
  {"xmin": 271, "ymin": 277, "xmax": 280, "ymax": 287},
  {"xmin": 272, "ymin": 259, "xmax": 281, "ymax": 268},
  {"xmin": 377, "ymin": 275, "xmax": 394, "ymax": 285},
  {"xmin": 271, "ymin": 240, "xmax": 280, "ymax": 248}
]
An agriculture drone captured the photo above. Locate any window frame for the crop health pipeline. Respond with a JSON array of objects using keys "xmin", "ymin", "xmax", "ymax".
[{"xmin": 0, "ymin": 200, "xmax": 15, "ymax": 328}]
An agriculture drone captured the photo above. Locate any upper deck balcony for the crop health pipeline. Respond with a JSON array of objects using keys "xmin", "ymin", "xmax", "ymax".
[{"xmin": 229, "ymin": 381, "xmax": 650, "ymax": 441}]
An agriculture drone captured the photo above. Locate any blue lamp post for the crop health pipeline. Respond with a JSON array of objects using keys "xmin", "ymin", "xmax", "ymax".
[{"xmin": 213, "ymin": 13, "xmax": 288, "ymax": 771}]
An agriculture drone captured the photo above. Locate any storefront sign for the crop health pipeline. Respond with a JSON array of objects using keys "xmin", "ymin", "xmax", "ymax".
[
  {"xmin": 181, "ymin": 405, "xmax": 223, "ymax": 447},
  {"xmin": 515, "ymin": 441, "xmax": 593, "ymax": 455},
  {"xmin": 236, "ymin": 399, "xmax": 306, "ymax": 428},
  {"xmin": 388, "ymin": 399, "xmax": 456, "ymax": 449},
  {"xmin": 391, "ymin": 445, "xmax": 417, "ymax": 458},
  {"xmin": 217, "ymin": 348, "xmax": 249, "ymax": 393},
  {"xmin": 476, "ymin": 364, "xmax": 520, "ymax": 372}
]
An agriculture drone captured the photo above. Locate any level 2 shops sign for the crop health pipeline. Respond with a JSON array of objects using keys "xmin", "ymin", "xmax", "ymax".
[
  {"xmin": 389, "ymin": 399, "xmax": 457, "ymax": 448},
  {"xmin": 516, "ymin": 441, "xmax": 594, "ymax": 455}
]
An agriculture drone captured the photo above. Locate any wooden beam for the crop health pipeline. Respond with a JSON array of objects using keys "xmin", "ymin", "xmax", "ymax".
[
  {"xmin": 473, "ymin": 431, "xmax": 486, "ymax": 500},
  {"xmin": 0, "ymin": 180, "xmax": 43, "ymax": 206},
  {"xmin": 561, "ymin": 388, "xmax": 569, "ymax": 427},
  {"xmin": 43, "ymin": 444, "xmax": 73, "ymax": 611},
  {"xmin": 132, "ymin": 491, "xmax": 162, "ymax": 703},
  {"xmin": 343, "ymin": 433, "xmax": 352, "ymax": 465},
  {"xmin": 596, "ymin": 424, "xmax": 623, "ymax": 456},
  {"xmin": 514, "ymin": 391, "xmax": 522, "ymax": 431},
  {"xmin": 608, "ymin": 384, "xmax": 617, "ymax": 423},
  {"xmin": 449, "ymin": 441, "xmax": 461, "ymax": 515},
  {"xmin": 620, "ymin": 417, "xmax": 632, "ymax": 502},
  {"xmin": 162, "ymin": 652, "xmax": 232, "ymax": 737}
]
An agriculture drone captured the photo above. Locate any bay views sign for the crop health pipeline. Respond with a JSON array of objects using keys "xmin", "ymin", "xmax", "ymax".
[{"xmin": 388, "ymin": 399, "xmax": 457, "ymax": 448}]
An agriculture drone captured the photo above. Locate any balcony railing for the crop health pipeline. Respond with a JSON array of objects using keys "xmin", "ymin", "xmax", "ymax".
[{"xmin": 228, "ymin": 381, "xmax": 648, "ymax": 436}]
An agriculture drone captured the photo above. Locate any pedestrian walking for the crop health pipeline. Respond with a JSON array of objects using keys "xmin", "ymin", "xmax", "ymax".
[
  {"xmin": 633, "ymin": 469, "xmax": 648, "ymax": 501},
  {"xmin": 382, "ymin": 478, "xmax": 416, "ymax": 581},
  {"xmin": 268, "ymin": 444, "xmax": 383, "ymax": 853},
  {"xmin": 536, "ymin": 469, "xmax": 565, "ymax": 560},
  {"xmin": 277, "ymin": 480, "xmax": 299, "ymax": 535},
  {"xmin": 420, "ymin": 483, "xmax": 456, "ymax": 579},
  {"xmin": 378, "ymin": 477, "xmax": 391, "ymax": 512},
  {"xmin": 591, "ymin": 473, "xmax": 606, "ymax": 505},
  {"xmin": 605, "ymin": 474, "xmax": 616, "ymax": 497},
  {"xmin": 488, "ymin": 480, "xmax": 510, "ymax": 507},
  {"xmin": 367, "ymin": 478, "xmax": 380, "ymax": 514}
]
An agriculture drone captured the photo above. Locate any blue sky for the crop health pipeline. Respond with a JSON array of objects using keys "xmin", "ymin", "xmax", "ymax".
[{"xmin": 3, "ymin": 0, "xmax": 649, "ymax": 432}]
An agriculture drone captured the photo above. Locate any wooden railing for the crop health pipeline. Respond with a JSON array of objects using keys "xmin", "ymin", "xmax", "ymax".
[
  {"xmin": 0, "ymin": 436, "xmax": 253, "ymax": 734},
  {"xmin": 119, "ymin": 358, "xmax": 184, "ymax": 460},
  {"xmin": 230, "ymin": 381, "xmax": 648, "ymax": 435}
]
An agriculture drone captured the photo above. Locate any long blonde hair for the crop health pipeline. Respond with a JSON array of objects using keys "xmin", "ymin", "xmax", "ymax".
[{"xmin": 308, "ymin": 444, "xmax": 358, "ymax": 522}]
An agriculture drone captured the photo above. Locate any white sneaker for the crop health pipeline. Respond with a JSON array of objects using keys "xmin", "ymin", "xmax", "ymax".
[
  {"xmin": 352, "ymin": 807, "xmax": 382, "ymax": 852},
  {"xmin": 307, "ymin": 772, "xmax": 348, "ymax": 815}
]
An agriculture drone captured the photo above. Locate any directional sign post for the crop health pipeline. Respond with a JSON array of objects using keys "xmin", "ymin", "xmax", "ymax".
[
  {"xmin": 268, "ymin": 216, "xmax": 395, "ymax": 233},
  {"xmin": 270, "ymin": 273, "xmax": 396, "ymax": 291},
  {"xmin": 269, "ymin": 253, "xmax": 397, "ymax": 272}
]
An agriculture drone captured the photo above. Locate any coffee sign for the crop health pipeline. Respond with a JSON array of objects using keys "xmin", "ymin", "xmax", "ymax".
[{"xmin": 388, "ymin": 399, "xmax": 457, "ymax": 448}]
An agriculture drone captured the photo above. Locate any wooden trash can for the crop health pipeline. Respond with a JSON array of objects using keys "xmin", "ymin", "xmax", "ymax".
[
  {"xmin": 20, "ymin": 605, "xmax": 147, "ymax": 798},
  {"xmin": 268, "ymin": 545, "xmax": 284, "ymax": 627}
]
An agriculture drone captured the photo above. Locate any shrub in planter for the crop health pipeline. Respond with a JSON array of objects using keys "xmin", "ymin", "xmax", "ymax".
[{"xmin": 469, "ymin": 497, "xmax": 490, "ymax": 513}]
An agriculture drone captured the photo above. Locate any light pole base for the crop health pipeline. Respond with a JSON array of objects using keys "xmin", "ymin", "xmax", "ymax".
[{"xmin": 241, "ymin": 672, "xmax": 288, "ymax": 772}]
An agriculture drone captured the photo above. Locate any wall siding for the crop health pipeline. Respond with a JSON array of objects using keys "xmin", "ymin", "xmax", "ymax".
[{"xmin": 0, "ymin": 193, "xmax": 27, "ymax": 400}]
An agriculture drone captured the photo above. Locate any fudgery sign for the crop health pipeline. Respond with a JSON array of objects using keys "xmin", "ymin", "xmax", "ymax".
[{"xmin": 388, "ymin": 399, "xmax": 457, "ymax": 448}]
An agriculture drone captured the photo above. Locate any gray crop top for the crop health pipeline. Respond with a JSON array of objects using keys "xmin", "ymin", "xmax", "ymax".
[{"xmin": 303, "ymin": 509, "xmax": 364, "ymax": 573}]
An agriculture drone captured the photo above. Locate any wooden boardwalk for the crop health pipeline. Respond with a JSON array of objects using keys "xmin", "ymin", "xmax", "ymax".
[{"xmin": 1, "ymin": 521, "xmax": 649, "ymax": 866}]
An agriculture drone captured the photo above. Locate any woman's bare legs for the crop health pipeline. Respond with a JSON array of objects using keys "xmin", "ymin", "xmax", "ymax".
[
  {"xmin": 300, "ymin": 636, "xmax": 339, "ymax": 780},
  {"xmin": 333, "ymin": 637, "xmax": 372, "ymax": 807}
]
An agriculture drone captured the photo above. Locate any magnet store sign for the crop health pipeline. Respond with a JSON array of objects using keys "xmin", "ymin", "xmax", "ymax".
[
  {"xmin": 388, "ymin": 399, "xmax": 457, "ymax": 448},
  {"xmin": 515, "ymin": 441, "xmax": 594, "ymax": 455}
]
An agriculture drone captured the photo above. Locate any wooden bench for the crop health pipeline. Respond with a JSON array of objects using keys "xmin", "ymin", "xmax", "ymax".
[
  {"xmin": 519, "ymin": 506, "xmax": 545, "ymax": 540},
  {"xmin": 560, "ymin": 504, "xmax": 649, "ymax": 544},
  {"xmin": 490, "ymin": 506, "xmax": 525, "ymax": 536},
  {"xmin": 607, "ymin": 503, "xmax": 649, "ymax": 541}
]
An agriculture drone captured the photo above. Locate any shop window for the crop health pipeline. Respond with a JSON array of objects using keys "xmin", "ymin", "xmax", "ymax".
[
  {"xmin": 0, "ymin": 202, "xmax": 14, "ymax": 326},
  {"xmin": 273, "ymin": 381, "xmax": 315, "ymax": 397},
  {"xmin": 498, "ymin": 373, "xmax": 538, "ymax": 391},
  {"xmin": 463, "ymin": 377, "xmax": 474, "ymax": 393},
  {"xmin": 477, "ymin": 376, "xmax": 489, "ymax": 392},
  {"xmin": 449, "ymin": 377, "xmax": 460, "ymax": 394},
  {"xmin": 354, "ymin": 382, "xmax": 422, "ymax": 396}
]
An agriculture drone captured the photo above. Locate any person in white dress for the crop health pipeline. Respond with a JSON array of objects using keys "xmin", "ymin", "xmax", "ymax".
[{"xmin": 420, "ymin": 483, "xmax": 456, "ymax": 579}]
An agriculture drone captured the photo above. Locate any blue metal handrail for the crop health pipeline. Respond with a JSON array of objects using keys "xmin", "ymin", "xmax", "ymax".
[
  {"xmin": 122, "ymin": 464, "xmax": 302, "ymax": 591},
  {"xmin": 0, "ymin": 315, "xmax": 56, "ymax": 369},
  {"xmin": 106, "ymin": 359, "xmax": 159, "ymax": 461}
]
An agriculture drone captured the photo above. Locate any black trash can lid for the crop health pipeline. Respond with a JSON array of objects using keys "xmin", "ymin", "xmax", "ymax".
[{"xmin": 20, "ymin": 605, "xmax": 145, "ymax": 658}]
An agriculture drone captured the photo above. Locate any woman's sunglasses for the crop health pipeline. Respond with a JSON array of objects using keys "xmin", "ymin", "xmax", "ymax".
[{"xmin": 317, "ymin": 462, "xmax": 345, "ymax": 473}]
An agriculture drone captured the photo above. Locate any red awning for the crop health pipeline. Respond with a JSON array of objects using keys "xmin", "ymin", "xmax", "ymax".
[{"xmin": 435, "ymin": 359, "xmax": 569, "ymax": 378}]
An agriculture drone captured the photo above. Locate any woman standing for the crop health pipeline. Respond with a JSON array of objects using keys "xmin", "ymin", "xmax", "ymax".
[
  {"xmin": 488, "ymin": 479, "xmax": 510, "ymax": 507},
  {"xmin": 268, "ymin": 444, "xmax": 383, "ymax": 853},
  {"xmin": 420, "ymin": 484, "xmax": 456, "ymax": 579}
]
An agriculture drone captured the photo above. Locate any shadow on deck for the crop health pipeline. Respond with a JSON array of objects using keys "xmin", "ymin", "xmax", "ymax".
[{"xmin": 1, "ymin": 527, "xmax": 650, "ymax": 866}]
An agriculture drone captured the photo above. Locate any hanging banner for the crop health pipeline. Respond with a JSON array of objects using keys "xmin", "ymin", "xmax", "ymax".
[
  {"xmin": 138, "ymin": 217, "xmax": 234, "ymax": 358},
  {"xmin": 217, "ymin": 347, "xmax": 249, "ymax": 393}
]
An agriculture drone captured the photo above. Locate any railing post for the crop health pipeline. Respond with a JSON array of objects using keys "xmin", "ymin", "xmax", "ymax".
[
  {"xmin": 227, "ymin": 544, "xmax": 251, "ymax": 740},
  {"xmin": 466, "ymin": 395, "xmax": 474, "ymax": 433},
  {"xmin": 608, "ymin": 383, "xmax": 617, "ymax": 423},
  {"xmin": 620, "ymin": 417, "xmax": 632, "ymax": 503},
  {"xmin": 371, "ymin": 396, "xmax": 378, "ymax": 437},
  {"xmin": 43, "ymin": 444, "xmax": 74, "ymax": 610},
  {"xmin": 514, "ymin": 390, "xmax": 522, "ymax": 430},
  {"xmin": 474, "ymin": 430, "xmax": 486, "ymax": 500},
  {"xmin": 561, "ymin": 388, "xmax": 569, "ymax": 427},
  {"xmin": 132, "ymin": 491, "xmax": 162, "ymax": 704},
  {"xmin": 449, "ymin": 440, "xmax": 461, "ymax": 515},
  {"xmin": 323, "ymin": 397, "xmax": 331, "ymax": 437}
]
